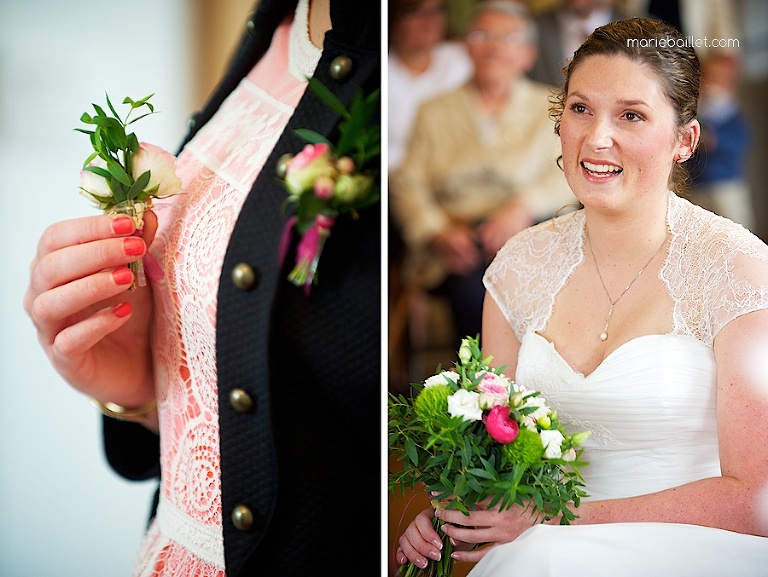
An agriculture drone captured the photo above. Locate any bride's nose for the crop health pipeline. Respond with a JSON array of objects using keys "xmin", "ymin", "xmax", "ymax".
[{"xmin": 585, "ymin": 116, "xmax": 614, "ymax": 150}]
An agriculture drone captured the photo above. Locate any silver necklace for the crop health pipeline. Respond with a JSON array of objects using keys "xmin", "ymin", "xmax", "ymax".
[{"xmin": 586, "ymin": 228, "xmax": 669, "ymax": 342}]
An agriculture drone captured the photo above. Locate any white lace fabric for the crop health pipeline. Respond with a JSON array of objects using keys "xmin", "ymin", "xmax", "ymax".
[
  {"xmin": 484, "ymin": 191, "xmax": 768, "ymax": 346},
  {"xmin": 473, "ymin": 192, "xmax": 768, "ymax": 575},
  {"xmin": 130, "ymin": 2, "xmax": 321, "ymax": 575},
  {"xmin": 483, "ymin": 190, "xmax": 768, "ymax": 498}
]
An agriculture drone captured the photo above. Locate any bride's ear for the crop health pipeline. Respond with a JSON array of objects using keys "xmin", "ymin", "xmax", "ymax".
[{"xmin": 676, "ymin": 119, "xmax": 701, "ymax": 163}]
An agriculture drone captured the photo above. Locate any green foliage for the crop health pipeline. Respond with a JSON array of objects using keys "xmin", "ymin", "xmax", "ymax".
[
  {"xmin": 389, "ymin": 335, "xmax": 590, "ymax": 576},
  {"xmin": 76, "ymin": 93, "xmax": 156, "ymax": 205}
]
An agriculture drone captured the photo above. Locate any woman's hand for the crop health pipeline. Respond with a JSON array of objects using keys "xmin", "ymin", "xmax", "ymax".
[
  {"xmin": 395, "ymin": 507, "xmax": 446, "ymax": 569},
  {"xmin": 434, "ymin": 501, "xmax": 540, "ymax": 564},
  {"xmin": 23, "ymin": 211, "xmax": 158, "ymax": 411},
  {"xmin": 477, "ymin": 200, "xmax": 532, "ymax": 258},
  {"xmin": 430, "ymin": 224, "xmax": 482, "ymax": 275}
]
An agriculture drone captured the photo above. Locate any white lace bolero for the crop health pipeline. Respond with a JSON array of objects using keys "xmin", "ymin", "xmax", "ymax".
[{"xmin": 484, "ymin": 191, "xmax": 768, "ymax": 346}]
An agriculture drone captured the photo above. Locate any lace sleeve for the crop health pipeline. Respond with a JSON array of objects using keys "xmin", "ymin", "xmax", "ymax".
[
  {"xmin": 483, "ymin": 212, "xmax": 585, "ymax": 341},
  {"xmin": 664, "ymin": 193, "xmax": 768, "ymax": 344}
]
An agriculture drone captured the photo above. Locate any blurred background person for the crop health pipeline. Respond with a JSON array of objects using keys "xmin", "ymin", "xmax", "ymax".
[
  {"xmin": 388, "ymin": 0, "xmax": 473, "ymax": 178},
  {"xmin": 390, "ymin": 0, "xmax": 575, "ymax": 378},
  {"xmin": 688, "ymin": 52, "xmax": 754, "ymax": 229},
  {"xmin": 388, "ymin": 0, "xmax": 473, "ymax": 389},
  {"xmin": 527, "ymin": 0, "xmax": 628, "ymax": 87}
]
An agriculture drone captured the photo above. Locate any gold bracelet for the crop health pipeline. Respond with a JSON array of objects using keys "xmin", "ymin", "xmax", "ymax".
[{"xmin": 90, "ymin": 398, "xmax": 158, "ymax": 421}]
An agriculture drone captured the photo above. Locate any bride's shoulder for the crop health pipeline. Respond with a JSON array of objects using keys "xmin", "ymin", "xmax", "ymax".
[{"xmin": 671, "ymin": 196, "xmax": 768, "ymax": 268}]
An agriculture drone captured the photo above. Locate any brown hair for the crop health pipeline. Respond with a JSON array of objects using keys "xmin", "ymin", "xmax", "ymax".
[{"xmin": 550, "ymin": 17, "xmax": 701, "ymax": 193}]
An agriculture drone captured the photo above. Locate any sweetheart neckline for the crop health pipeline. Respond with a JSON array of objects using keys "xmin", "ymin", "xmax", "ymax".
[{"xmin": 527, "ymin": 332, "xmax": 707, "ymax": 380}]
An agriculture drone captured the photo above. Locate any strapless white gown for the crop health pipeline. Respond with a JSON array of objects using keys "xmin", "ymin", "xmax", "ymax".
[{"xmin": 467, "ymin": 332, "xmax": 768, "ymax": 577}]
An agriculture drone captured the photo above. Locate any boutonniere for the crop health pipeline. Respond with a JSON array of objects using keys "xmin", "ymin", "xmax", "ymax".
[
  {"xmin": 278, "ymin": 77, "xmax": 380, "ymax": 295},
  {"xmin": 76, "ymin": 93, "xmax": 183, "ymax": 290}
]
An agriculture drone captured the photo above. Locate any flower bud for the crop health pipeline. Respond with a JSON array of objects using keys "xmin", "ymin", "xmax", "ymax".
[
  {"xmin": 284, "ymin": 143, "xmax": 336, "ymax": 196},
  {"xmin": 458, "ymin": 339, "xmax": 472, "ymax": 365},
  {"xmin": 313, "ymin": 175, "xmax": 335, "ymax": 200},
  {"xmin": 336, "ymin": 156, "xmax": 355, "ymax": 175},
  {"xmin": 333, "ymin": 173, "xmax": 373, "ymax": 203}
]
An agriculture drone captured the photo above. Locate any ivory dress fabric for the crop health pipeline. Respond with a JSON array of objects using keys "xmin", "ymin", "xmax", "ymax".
[
  {"xmin": 130, "ymin": 2, "xmax": 321, "ymax": 575},
  {"xmin": 472, "ymin": 192, "xmax": 768, "ymax": 576}
]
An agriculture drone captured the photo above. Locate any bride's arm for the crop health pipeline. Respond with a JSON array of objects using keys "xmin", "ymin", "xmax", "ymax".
[{"xmin": 442, "ymin": 308, "xmax": 768, "ymax": 564}]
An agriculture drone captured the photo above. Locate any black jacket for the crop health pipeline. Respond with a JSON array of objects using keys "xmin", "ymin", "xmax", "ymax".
[{"xmin": 103, "ymin": 1, "xmax": 381, "ymax": 574}]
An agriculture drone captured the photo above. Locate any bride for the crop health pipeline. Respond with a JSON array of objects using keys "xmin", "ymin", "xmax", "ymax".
[{"xmin": 395, "ymin": 17, "xmax": 768, "ymax": 576}]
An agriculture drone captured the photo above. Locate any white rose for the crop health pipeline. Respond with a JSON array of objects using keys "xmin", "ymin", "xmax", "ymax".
[
  {"xmin": 447, "ymin": 389, "xmax": 482, "ymax": 422},
  {"xmin": 424, "ymin": 371, "xmax": 460, "ymax": 387},
  {"xmin": 79, "ymin": 158, "xmax": 113, "ymax": 207},
  {"xmin": 540, "ymin": 429, "xmax": 565, "ymax": 459},
  {"xmin": 132, "ymin": 142, "xmax": 183, "ymax": 198}
]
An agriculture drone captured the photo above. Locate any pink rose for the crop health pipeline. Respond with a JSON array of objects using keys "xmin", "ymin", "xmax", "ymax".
[
  {"xmin": 285, "ymin": 143, "xmax": 337, "ymax": 195},
  {"xmin": 132, "ymin": 142, "xmax": 183, "ymax": 198},
  {"xmin": 484, "ymin": 405, "xmax": 519, "ymax": 444},
  {"xmin": 477, "ymin": 372, "xmax": 510, "ymax": 410}
]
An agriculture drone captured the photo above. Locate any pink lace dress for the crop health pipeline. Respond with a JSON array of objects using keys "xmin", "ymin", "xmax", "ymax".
[{"xmin": 130, "ymin": 2, "xmax": 321, "ymax": 575}]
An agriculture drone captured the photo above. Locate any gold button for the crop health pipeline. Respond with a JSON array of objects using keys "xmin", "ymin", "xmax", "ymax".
[
  {"xmin": 329, "ymin": 55, "xmax": 353, "ymax": 81},
  {"xmin": 229, "ymin": 388, "xmax": 254, "ymax": 413},
  {"xmin": 232, "ymin": 504, "xmax": 254, "ymax": 531},
  {"xmin": 231, "ymin": 263, "xmax": 258, "ymax": 290}
]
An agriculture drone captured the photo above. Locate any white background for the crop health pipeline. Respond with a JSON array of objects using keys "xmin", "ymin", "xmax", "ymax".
[{"xmin": 0, "ymin": 1, "xmax": 192, "ymax": 575}]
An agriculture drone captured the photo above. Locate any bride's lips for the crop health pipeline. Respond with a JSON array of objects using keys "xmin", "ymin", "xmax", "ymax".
[{"xmin": 580, "ymin": 160, "xmax": 623, "ymax": 180}]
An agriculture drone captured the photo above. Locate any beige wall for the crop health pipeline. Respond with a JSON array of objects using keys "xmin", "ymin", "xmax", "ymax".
[{"xmin": 191, "ymin": 0, "xmax": 258, "ymax": 109}]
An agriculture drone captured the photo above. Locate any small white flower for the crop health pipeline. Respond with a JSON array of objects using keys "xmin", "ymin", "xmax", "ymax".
[
  {"xmin": 447, "ymin": 389, "xmax": 482, "ymax": 422},
  {"xmin": 540, "ymin": 429, "xmax": 565, "ymax": 459},
  {"xmin": 424, "ymin": 371, "xmax": 460, "ymax": 387}
]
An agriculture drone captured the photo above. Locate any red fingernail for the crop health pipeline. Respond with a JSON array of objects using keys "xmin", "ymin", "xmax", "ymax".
[
  {"xmin": 112, "ymin": 302, "xmax": 132, "ymax": 318},
  {"xmin": 123, "ymin": 237, "xmax": 144, "ymax": 256},
  {"xmin": 111, "ymin": 216, "xmax": 134, "ymax": 235},
  {"xmin": 112, "ymin": 268, "xmax": 133, "ymax": 285}
]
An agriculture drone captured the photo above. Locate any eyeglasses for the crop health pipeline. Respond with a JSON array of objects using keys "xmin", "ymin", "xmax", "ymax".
[{"xmin": 466, "ymin": 30, "xmax": 527, "ymax": 46}]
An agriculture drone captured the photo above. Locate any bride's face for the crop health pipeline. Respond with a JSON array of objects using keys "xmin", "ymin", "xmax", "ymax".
[{"xmin": 559, "ymin": 53, "xmax": 689, "ymax": 213}]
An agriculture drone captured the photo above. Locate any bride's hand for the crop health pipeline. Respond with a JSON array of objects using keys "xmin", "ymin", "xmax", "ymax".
[
  {"xmin": 435, "ymin": 501, "xmax": 539, "ymax": 563},
  {"xmin": 395, "ymin": 507, "xmax": 445, "ymax": 569}
]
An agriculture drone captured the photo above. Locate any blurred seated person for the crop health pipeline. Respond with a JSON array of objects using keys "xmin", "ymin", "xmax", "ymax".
[
  {"xmin": 688, "ymin": 52, "xmax": 754, "ymax": 230},
  {"xmin": 528, "ymin": 0, "xmax": 626, "ymax": 87},
  {"xmin": 390, "ymin": 0, "xmax": 576, "ymax": 342},
  {"xmin": 389, "ymin": 0, "xmax": 473, "ymax": 177}
]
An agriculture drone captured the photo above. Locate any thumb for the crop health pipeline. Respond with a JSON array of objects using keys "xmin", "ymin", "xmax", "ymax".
[{"xmin": 141, "ymin": 209, "xmax": 158, "ymax": 248}]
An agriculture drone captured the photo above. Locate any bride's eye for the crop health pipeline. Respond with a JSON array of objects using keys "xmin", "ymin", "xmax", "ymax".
[{"xmin": 569, "ymin": 103, "xmax": 587, "ymax": 114}]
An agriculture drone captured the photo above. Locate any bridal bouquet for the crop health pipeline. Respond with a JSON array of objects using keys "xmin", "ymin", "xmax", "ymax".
[
  {"xmin": 389, "ymin": 336, "xmax": 590, "ymax": 577},
  {"xmin": 77, "ymin": 93, "xmax": 183, "ymax": 289}
]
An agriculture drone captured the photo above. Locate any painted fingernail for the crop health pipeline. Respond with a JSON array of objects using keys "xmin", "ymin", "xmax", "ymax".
[
  {"xmin": 112, "ymin": 302, "xmax": 131, "ymax": 318},
  {"xmin": 451, "ymin": 553, "xmax": 460, "ymax": 560},
  {"xmin": 428, "ymin": 550, "xmax": 441, "ymax": 561},
  {"xmin": 432, "ymin": 539, "xmax": 443, "ymax": 549},
  {"xmin": 123, "ymin": 237, "xmax": 144, "ymax": 256},
  {"xmin": 112, "ymin": 268, "xmax": 133, "ymax": 285},
  {"xmin": 111, "ymin": 216, "xmax": 134, "ymax": 235},
  {"xmin": 416, "ymin": 557, "xmax": 428, "ymax": 569}
]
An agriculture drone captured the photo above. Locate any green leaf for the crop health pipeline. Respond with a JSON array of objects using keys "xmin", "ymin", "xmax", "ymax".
[
  {"xmin": 306, "ymin": 76, "xmax": 348, "ymax": 118},
  {"xmin": 127, "ymin": 170, "xmax": 151, "ymax": 201},
  {"xmin": 293, "ymin": 128, "xmax": 332, "ymax": 147},
  {"xmin": 106, "ymin": 158, "xmax": 132, "ymax": 187}
]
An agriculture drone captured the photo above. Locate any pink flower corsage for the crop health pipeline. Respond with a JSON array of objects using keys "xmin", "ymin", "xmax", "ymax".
[{"xmin": 277, "ymin": 79, "xmax": 380, "ymax": 295}]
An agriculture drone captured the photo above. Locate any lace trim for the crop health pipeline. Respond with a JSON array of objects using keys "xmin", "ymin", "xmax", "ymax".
[
  {"xmin": 289, "ymin": 0, "xmax": 322, "ymax": 82},
  {"xmin": 484, "ymin": 192, "xmax": 768, "ymax": 345},
  {"xmin": 155, "ymin": 493, "xmax": 224, "ymax": 569}
]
